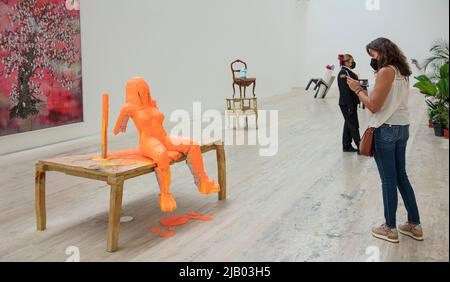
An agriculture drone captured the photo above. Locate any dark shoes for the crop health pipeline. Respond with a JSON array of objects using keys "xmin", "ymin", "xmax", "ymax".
[{"xmin": 343, "ymin": 146, "xmax": 359, "ymax": 153}]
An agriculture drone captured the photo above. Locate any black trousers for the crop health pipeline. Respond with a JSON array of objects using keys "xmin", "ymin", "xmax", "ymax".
[{"xmin": 340, "ymin": 105, "xmax": 361, "ymax": 148}]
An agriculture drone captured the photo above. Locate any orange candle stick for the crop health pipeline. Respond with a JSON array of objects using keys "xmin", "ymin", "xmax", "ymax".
[{"xmin": 101, "ymin": 93, "xmax": 109, "ymax": 159}]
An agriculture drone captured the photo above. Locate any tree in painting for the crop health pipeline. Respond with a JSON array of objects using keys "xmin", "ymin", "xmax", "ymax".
[{"xmin": 0, "ymin": 0, "xmax": 80, "ymax": 120}]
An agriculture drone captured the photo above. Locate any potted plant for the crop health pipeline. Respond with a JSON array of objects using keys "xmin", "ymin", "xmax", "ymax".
[
  {"xmin": 414, "ymin": 63, "xmax": 449, "ymax": 137},
  {"xmin": 433, "ymin": 105, "xmax": 449, "ymax": 137},
  {"xmin": 432, "ymin": 110, "xmax": 444, "ymax": 136},
  {"xmin": 440, "ymin": 106, "xmax": 449, "ymax": 139},
  {"xmin": 415, "ymin": 39, "xmax": 449, "ymax": 133},
  {"xmin": 444, "ymin": 122, "xmax": 449, "ymax": 139},
  {"xmin": 427, "ymin": 106, "xmax": 437, "ymax": 128}
]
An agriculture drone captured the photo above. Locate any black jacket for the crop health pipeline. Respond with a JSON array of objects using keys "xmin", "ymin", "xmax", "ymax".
[{"xmin": 338, "ymin": 67, "xmax": 360, "ymax": 108}]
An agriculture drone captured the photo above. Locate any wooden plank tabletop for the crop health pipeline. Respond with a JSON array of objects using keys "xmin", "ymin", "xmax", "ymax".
[
  {"xmin": 37, "ymin": 141, "xmax": 221, "ymax": 179},
  {"xmin": 40, "ymin": 151, "xmax": 156, "ymax": 176}
]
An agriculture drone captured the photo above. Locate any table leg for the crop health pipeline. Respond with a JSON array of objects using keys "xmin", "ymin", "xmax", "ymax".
[
  {"xmin": 216, "ymin": 144, "xmax": 227, "ymax": 201},
  {"xmin": 107, "ymin": 177, "xmax": 124, "ymax": 252},
  {"xmin": 35, "ymin": 164, "xmax": 46, "ymax": 231}
]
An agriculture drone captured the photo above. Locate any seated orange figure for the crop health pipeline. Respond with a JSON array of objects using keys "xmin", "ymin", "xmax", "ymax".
[{"xmin": 113, "ymin": 77, "xmax": 220, "ymax": 212}]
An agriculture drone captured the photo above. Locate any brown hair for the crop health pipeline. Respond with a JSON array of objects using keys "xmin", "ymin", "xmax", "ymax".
[
  {"xmin": 366, "ymin": 38, "xmax": 412, "ymax": 77},
  {"xmin": 338, "ymin": 54, "xmax": 353, "ymax": 66}
]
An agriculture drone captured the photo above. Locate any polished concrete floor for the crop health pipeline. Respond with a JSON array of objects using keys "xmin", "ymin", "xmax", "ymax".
[{"xmin": 0, "ymin": 88, "xmax": 448, "ymax": 262}]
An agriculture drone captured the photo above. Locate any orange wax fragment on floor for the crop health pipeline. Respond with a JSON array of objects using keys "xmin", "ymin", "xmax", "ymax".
[
  {"xmin": 187, "ymin": 212, "xmax": 202, "ymax": 217},
  {"xmin": 159, "ymin": 215, "xmax": 190, "ymax": 227},
  {"xmin": 160, "ymin": 232, "xmax": 176, "ymax": 238},
  {"xmin": 197, "ymin": 215, "xmax": 214, "ymax": 221},
  {"xmin": 155, "ymin": 212, "xmax": 214, "ymax": 238},
  {"xmin": 150, "ymin": 227, "xmax": 161, "ymax": 233},
  {"xmin": 187, "ymin": 213, "xmax": 214, "ymax": 221}
]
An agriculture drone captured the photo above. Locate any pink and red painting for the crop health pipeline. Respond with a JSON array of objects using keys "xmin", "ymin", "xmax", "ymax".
[{"xmin": 0, "ymin": 0, "xmax": 82, "ymax": 137}]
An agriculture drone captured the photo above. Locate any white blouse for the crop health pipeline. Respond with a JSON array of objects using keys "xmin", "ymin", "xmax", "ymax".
[{"xmin": 368, "ymin": 65, "xmax": 410, "ymax": 128}]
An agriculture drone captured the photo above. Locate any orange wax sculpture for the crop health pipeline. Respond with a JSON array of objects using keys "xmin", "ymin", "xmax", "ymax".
[{"xmin": 113, "ymin": 77, "xmax": 220, "ymax": 212}]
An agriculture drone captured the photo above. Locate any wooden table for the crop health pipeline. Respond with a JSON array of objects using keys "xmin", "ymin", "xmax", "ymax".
[{"xmin": 35, "ymin": 141, "xmax": 226, "ymax": 252}]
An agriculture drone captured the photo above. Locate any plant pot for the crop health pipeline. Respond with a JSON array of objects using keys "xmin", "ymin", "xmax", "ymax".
[
  {"xmin": 433, "ymin": 123, "xmax": 444, "ymax": 137},
  {"xmin": 444, "ymin": 129, "xmax": 449, "ymax": 139},
  {"xmin": 428, "ymin": 119, "xmax": 433, "ymax": 128}
]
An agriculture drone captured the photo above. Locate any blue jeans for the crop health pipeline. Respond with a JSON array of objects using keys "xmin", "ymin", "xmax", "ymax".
[{"xmin": 374, "ymin": 124, "xmax": 421, "ymax": 229}]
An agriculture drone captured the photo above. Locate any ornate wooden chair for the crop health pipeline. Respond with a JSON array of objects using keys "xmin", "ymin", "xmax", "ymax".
[
  {"xmin": 226, "ymin": 60, "xmax": 258, "ymax": 129},
  {"xmin": 231, "ymin": 59, "xmax": 256, "ymax": 99}
]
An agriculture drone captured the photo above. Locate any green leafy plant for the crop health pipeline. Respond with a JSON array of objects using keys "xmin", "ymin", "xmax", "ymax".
[
  {"xmin": 427, "ymin": 104, "xmax": 439, "ymax": 122},
  {"xmin": 422, "ymin": 39, "xmax": 449, "ymax": 80},
  {"xmin": 440, "ymin": 107, "xmax": 449, "ymax": 130},
  {"xmin": 414, "ymin": 63, "xmax": 449, "ymax": 128}
]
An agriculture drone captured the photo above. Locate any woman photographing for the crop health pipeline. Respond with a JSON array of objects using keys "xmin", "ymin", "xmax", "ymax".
[{"xmin": 347, "ymin": 38, "xmax": 423, "ymax": 243}]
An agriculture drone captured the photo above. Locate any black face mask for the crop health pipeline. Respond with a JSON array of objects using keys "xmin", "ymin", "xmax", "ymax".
[
  {"xmin": 350, "ymin": 61, "xmax": 356, "ymax": 69},
  {"xmin": 370, "ymin": 58, "xmax": 379, "ymax": 71}
]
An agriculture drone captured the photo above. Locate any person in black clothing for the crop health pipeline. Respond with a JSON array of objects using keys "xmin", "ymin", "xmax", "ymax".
[{"xmin": 337, "ymin": 54, "xmax": 361, "ymax": 153}]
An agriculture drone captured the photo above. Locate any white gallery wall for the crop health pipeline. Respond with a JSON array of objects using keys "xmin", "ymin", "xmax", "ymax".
[
  {"xmin": 1, "ymin": 0, "xmax": 449, "ymax": 154},
  {"xmin": 296, "ymin": 0, "xmax": 450, "ymax": 88},
  {"xmin": 1, "ymin": 0, "xmax": 303, "ymax": 155}
]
